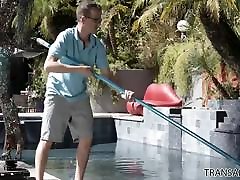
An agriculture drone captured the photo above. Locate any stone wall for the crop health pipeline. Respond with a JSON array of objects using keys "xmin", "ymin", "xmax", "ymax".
[{"xmin": 115, "ymin": 106, "xmax": 240, "ymax": 159}]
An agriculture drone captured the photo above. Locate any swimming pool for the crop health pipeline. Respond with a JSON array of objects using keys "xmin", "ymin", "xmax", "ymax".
[{"xmin": 22, "ymin": 139, "xmax": 239, "ymax": 180}]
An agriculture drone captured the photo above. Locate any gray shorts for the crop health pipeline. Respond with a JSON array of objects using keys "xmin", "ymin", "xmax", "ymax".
[{"xmin": 40, "ymin": 95, "xmax": 93, "ymax": 143}]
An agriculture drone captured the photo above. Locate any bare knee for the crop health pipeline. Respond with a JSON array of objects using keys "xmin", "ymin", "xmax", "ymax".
[
  {"xmin": 37, "ymin": 140, "xmax": 53, "ymax": 151},
  {"xmin": 78, "ymin": 137, "xmax": 92, "ymax": 149}
]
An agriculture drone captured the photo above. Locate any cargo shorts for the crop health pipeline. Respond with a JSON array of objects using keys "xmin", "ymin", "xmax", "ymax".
[{"xmin": 40, "ymin": 95, "xmax": 94, "ymax": 143}]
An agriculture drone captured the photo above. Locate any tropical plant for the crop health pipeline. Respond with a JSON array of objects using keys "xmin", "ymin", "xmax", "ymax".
[
  {"xmin": 0, "ymin": 0, "xmax": 32, "ymax": 159},
  {"xmin": 97, "ymin": 0, "xmax": 160, "ymax": 70},
  {"xmin": 159, "ymin": 16, "xmax": 233, "ymax": 97},
  {"xmin": 132, "ymin": 0, "xmax": 240, "ymax": 75},
  {"xmin": 127, "ymin": 0, "xmax": 240, "ymax": 103},
  {"xmin": 16, "ymin": 0, "xmax": 77, "ymax": 41},
  {"xmin": 28, "ymin": 56, "xmax": 48, "ymax": 101}
]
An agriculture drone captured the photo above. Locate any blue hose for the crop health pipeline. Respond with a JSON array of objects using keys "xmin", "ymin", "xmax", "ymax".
[{"xmin": 37, "ymin": 38, "xmax": 240, "ymax": 166}]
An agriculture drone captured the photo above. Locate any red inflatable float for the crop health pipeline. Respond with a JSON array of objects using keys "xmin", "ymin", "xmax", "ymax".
[{"xmin": 126, "ymin": 83, "xmax": 182, "ymax": 115}]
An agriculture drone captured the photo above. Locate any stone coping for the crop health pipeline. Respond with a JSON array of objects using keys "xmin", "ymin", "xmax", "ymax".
[
  {"xmin": 112, "ymin": 113, "xmax": 144, "ymax": 122},
  {"xmin": 0, "ymin": 112, "xmax": 143, "ymax": 121}
]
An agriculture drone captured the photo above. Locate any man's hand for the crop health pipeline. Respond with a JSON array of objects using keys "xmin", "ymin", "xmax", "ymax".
[
  {"xmin": 120, "ymin": 90, "xmax": 134, "ymax": 101},
  {"xmin": 77, "ymin": 65, "xmax": 93, "ymax": 77}
]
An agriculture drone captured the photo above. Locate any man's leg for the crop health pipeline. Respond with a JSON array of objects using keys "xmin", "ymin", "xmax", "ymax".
[
  {"xmin": 35, "ymin": 140, "xmax": 53, "ymax": 180},
  {"xmin": 69, "ymin": 97, "xmax": 93, "ymax": 180},
  {"xmin": 74, "ymin": 137, "xmax": 92, "ymax": 180},
  {"xmin": 35, "ymin": 95, "xmax": 69, "ymax": 179}
]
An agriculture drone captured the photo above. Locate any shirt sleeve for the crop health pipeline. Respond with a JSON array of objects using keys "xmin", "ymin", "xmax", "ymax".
[
  {"xmin": 47, "ymin": 31, "xmax": 67, "ymax": 59},
  {"xmin": 95, "ymin": 39, "xmax": 109, "ymax": 69}
]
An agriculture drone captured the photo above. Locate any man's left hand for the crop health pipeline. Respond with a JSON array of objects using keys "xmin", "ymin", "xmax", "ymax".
[{"xmin": 120, "ymin": 90, "xmax": 134, "ymax": 101}]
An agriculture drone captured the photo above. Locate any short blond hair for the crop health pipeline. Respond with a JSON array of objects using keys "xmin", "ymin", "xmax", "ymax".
[{"xmin": 76, "ymin": 0, "xmax": 102, "ymax": 21}]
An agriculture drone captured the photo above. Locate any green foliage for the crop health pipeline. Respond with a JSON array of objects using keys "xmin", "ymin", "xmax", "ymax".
[
  {"xmin": 99, "ymin": 3, "xmax": 141, "ymax": 68},
  {"xmin": 131, "ymin": 0, "xmax": 240, "ymax": 49},
  {"xmin": 87, "ymin": 69, "xmax": 105, "ymax": 98},
  {"xmin": 222, "ymin": 82, "xmax": 239, "ymax": 99},
  {"xmin": 158, "ymin": 35, "xmax": 221, "ymax": 97},
  {"xmin": 29, "ymin": 0, "xmax": 76, "ymax": 39},
  {"xmin": 101, "ymin": 4, "xmax": 128, "ymax": 31},
  {"xmin": 158, "ymin": 44, "xmax": 178, "ymax": 85},
  {"xmin": 29, "ymin": 56, "xmax": 47, "ymax": 100},
  {"xmin": 134, "ymin": 21, "xmax": 174, "ymax": 70},
  {"xmin": 87, "ymin": 54, "xmax": 128, "ymax": 101},
  {"xmin": 173, "ymin": 45, "xmax": 193, "ymax": 96},
  {"xmin": 96, "ymin": 0, "xmax": 162, "ymax": 71},
  {"xmin": 132, "ymin": 2, "xmax": 162, "ymax": 32}
]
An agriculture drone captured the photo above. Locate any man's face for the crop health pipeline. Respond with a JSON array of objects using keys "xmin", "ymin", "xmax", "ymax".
[{"xmin": 83, "ymin": 8, "xmax": 102, "ymax": 34}]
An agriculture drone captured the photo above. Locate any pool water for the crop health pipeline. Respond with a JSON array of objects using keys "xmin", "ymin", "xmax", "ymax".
[{"xmin": 23, "ymin": 139, "xmax": 239, "ymax": 180}]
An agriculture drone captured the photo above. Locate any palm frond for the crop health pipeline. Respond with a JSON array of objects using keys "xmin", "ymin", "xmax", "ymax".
[
  {"xmin": 206, "ymin": 0, "xmax": 220, "ymax": 22},
  {"xmin": 132, "ymin": 3, "xmax": 161, "ymax": 32},
  {"xmin": 225, "ymin": 0, "xmax": 238, "ymax": 10},
  {"xmin": 159, "ymin": 1, "xmax": 173, "ymax": 20},
  {"xmin": 101, "ymin": 4, "xmax": 128, "ymax": 30},
  {"xmin": 40, "ymin": 16, "xmax": 50, "ymax": 38},
  {"xmin": 131, "ymin": 0, "xmax": 148, "ymax": 18},
  {"xmin": 96, "ymin": 0, "xmax": 116, "ymax": 9},
  {"xmin": 133, "ymin": 0, "xmax": 148, "ymax": 9}
]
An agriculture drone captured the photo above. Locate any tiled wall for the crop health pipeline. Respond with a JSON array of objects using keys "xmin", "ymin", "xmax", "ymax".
[
  {"xmin": 115, "ymin": 106, "xmax": 240, "ymax": 159},
  {"xmin": 181, "ymin": 109, "xmax": 216, "ymax": 155}
]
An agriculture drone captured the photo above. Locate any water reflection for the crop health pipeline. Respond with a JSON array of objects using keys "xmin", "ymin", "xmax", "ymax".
[
  {"xmin": 115, "ymin": 139, "xmax": 183, "ymax": 180},
  {"xmin": 21, "ymin": 139, "xmax": 239, "ymax": 180},
  {"xmin": 114, "ymin": 140, "xmax": 239, "ymax": 180}
]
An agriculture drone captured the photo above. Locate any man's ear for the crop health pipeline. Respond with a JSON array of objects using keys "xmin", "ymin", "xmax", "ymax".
[{"xmin": 81, "ymin": 16, "xmax": 87, "ymax": 23}]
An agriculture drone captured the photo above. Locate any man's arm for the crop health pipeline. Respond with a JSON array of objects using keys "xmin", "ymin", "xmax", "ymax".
[{"xmin": 44, "ymin": 55, "xmax": 92, "ymax": 77}]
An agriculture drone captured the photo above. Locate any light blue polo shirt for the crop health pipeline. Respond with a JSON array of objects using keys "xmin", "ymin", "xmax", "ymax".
[{"xmin": 45, "ymin": 27, "xmax": 109, "ymax": 101}]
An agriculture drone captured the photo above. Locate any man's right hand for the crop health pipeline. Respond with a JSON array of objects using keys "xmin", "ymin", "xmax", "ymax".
[{"xmin": 77, "ymin": 65, "xmax": 92, "ymax": 77}]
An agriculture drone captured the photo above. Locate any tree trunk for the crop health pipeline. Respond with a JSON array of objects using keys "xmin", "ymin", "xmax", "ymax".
[
  {"xmin": 200, "ymin": 57, "xmax": 231, "ymax": 99},
  {"xmin": 16, "ymin": 0, "xmax": 34, "ymax": 47},
  {"xmin": 0, "ymin": 0, "xmax": 33, "ymax": 159},
  {"xmin": 0, "ymin": 52, "xmax": 24, "ymax": 160},
  {"xmin": 0, "ymin": 0, "xmax": 18, "ymax": 48},
  {"xmin": 200, "ymin": 8, "xmax": 240, "ymax": 76}
]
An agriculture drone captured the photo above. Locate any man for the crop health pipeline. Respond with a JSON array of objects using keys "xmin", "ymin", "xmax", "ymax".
[{"xmin": 34, "ymin": 1, "xmax": 133, "ymax": 180}]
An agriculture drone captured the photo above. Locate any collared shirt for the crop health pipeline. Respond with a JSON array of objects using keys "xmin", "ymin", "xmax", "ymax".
[{"xmin": 45, "ymin": 27, "xmax": 109, "ymax": 101}]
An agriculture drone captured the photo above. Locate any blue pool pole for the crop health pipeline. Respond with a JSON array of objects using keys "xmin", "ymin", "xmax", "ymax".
[
  {"xmin": 94, "ymin": 73, "xmax": 240, "ymax": 167},
  {"xmin": 36, "ymin": 38, "xmax": 240, "ymax": 166}
]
